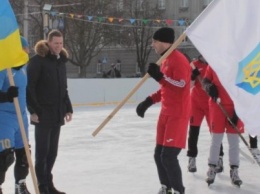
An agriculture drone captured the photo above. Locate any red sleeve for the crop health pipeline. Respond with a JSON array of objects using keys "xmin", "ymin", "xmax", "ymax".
[
  {"xmin": 159, "ymin": 52, "xmax": 190, "ymax": 90},
  {"xmin": 149, "ymin": 89, "xmax": 161, "ymax": 103}
]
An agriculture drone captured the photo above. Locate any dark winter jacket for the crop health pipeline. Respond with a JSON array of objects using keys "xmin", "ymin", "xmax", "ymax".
[{"xmin": 26, "ymin": 40, "xmax": 73, "ymax": 127}]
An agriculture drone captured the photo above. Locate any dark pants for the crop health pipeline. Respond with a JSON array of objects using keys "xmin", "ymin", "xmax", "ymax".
[
  {"xmin": 154, "ymin": 145, "xmax": 185, "ymax": 193},
  {"xmin": 35, "ymin": 124, "xmax": 61, "ymax": 188},
  {"xmin": 0, "ymin": 148, "xmax": 29, "ymax": 185},
  {"xmin": 14, "ymin": 148, "xmax": 29, "ymax": 183},
  {"xmin": 187, "ymin": 125, "xmax": 224, "ymax": 157}
]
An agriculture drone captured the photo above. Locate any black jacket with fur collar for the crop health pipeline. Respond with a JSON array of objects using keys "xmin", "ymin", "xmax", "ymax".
[{"xmin": 26, "ymin": 40, "xmax": 73, "ymax": 126}]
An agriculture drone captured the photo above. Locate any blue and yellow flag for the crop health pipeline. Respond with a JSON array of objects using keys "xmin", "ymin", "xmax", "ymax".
[{"xmin": 0, "ymin": 0, "xmax": 29, "ymax": 70}]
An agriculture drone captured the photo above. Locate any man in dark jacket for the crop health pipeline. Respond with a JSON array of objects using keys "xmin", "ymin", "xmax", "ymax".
[{"xmin": 26, "ymin": 30, "xmax": 73, "ymax": 194}]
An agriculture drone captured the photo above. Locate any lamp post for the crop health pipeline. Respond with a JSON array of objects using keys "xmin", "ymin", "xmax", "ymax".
[
  {"xmin": 23, "ymin": 0, "xmax": 29, "ymax": 39},
  {"xmin": 42, "ymin": 3, "xmax": 81, "ymax": 39},
  {"xmin": 43, "ymin": 4, "xmax": 52, "ymax": 39}
]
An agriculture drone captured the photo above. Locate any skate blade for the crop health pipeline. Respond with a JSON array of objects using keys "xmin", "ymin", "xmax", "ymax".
[
  {"xmin": 188, "ymin": 168, "xmax": 197, "ymax": 173},
  {"xmin": 206, "ymin": 179, "xmax": 214, "ymax": 186},
  {"xmin": 232, "ymin": 181, "xmax": 242, "ymax": 188}
]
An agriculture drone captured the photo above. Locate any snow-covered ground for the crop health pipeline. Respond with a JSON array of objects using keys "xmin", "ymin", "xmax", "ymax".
[{"xmin": 3, "ymin": 104, "xmax": 260, "ymax": 193}]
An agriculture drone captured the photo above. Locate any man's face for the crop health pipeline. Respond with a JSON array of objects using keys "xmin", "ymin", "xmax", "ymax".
[
  {"xmin": 151, "ymin": 39, "xmax": 166, "ymax": 55},
  {"xmin": 48, "ymin": 36, "xmax": 63, "ymax": 55}
]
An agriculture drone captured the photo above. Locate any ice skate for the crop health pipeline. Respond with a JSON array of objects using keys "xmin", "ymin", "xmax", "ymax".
[
  {"xmin": 215, "ymin": 156, "xmax": 223, "ymax": 173},
  {"xmin": 15, "ymin": 179, "xmax": 31, "ymax": 194},
  {"xmin": 158, "ymin": 185, "xmax": 172, "ymax": 194},
  {"xmin": 188, "ymin": 157, "xmax": 197, "ymax": 172},
  {"xmin": 230, "ymin": 166, "xmax": 242, "ymax": 187},
  {"xmin": 206, "ymin": 164, "xmax": 216, "ymax": 186},
  {"xmin": 173, "ymin": 188, "xmax": 185, "ymax": 194},
  {"xmin": 251, "ymin": 148, "xmax": 260, "ymax": 163}
]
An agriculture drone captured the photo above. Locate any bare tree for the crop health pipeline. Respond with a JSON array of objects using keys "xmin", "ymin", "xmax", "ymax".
[
  {"xmin": 62, "ymin": 0, "xmax": 114, "ymax": 78},
  {"xmin": 124, "ymin": 0, "xmax": 163, "ymax": 76}
]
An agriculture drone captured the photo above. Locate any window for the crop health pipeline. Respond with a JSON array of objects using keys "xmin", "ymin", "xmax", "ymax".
[
  {"xmin": 157, "ymin": 0, "xmax": 165, "ymax": 10},
  {"xmin": 180, "ymin": 0, "xmax": 189, "ymax": 8},
  {"xmin": 117, "ymin": 0, "xmax": 124, "ymax": 12},
  {"xmin": 203, "ymin": 0, "xmax": 212, "ymax": 6},
  {"xmin": 96, "ymin": 61, "xmax": 103, "ymax": 74}
]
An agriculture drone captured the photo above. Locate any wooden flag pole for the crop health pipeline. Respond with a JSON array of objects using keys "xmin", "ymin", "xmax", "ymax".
[
  {"xmin": 92, "ymin": 33, "xmax": 187, "ymax": 137},
  {"xmin": 7, "ymin": 68, "xmax": 40, "ymax": 194}
]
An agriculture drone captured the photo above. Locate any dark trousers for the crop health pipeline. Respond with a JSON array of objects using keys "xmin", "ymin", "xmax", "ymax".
[
  {"xmin": 187, "ymin": 125, "xmax": 224, "ymax": 157},
  {"xmin": 154, "ymin": 145, "xmax": 185, "ymax": 193},
  {"xmin": 0, "ymin": 148, "xmax": 29, "ymax": 185},
  {"xmin": 14, "ymin": 148, "xmax": 29, "ymax": 183},
  {"xmin": 35, "ymin": 124, "xmax": 61, "ymax": 187}
]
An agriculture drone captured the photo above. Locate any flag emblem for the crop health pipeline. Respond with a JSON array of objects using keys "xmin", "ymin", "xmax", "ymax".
[{"xmin": 236, "ymin": 43, "xmax": 260, "ymax": 95}]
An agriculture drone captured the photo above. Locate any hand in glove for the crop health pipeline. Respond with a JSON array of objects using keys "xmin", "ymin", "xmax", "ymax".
[
  {"xmin": 0, "ymin": 86, "xmax": 18, "ymax": 102},
  {"xmin": 228, "ymin": 111, "xmax": 239, "ymax": 127},
  {"xmin": 7, "ymin": 86, "xmax": 18, "ymax": 101},
  {"xmin": 136, "ymin": 97, "xmax": 153, "ymax": 118},
  {"xmin": 147, "ymin": 63, "xmax": 163, "ymax": 82},
  {"xmin": 208, "ymin": 84, "xmax": 218, "ymax": 102},
  {"xmin": 191, "ymin": 68, "xmax": 200, "ymax": 81},
  {"xmin": 204, "ymin": 81, "xmax": 218, "ymax": 102}
]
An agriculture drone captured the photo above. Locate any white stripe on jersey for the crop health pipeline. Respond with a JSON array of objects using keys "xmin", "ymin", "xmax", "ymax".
[{"xmin": 163, "ymin": 75, "xmax": 186, "ymax": 88}]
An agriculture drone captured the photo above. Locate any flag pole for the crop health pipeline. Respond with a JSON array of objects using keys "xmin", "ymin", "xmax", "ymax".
[
  {"xmin": 7, "ymin": 69, "xmax": 40, "ymax": 194},
  {"xmin": 92, "ymin": 33, "xmax": 187, "ymax": 137}
]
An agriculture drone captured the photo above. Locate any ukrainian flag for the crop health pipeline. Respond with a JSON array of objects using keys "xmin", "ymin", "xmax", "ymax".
[{"xmin": 0, "ymin": 0, "xmax": 29, "ymax": 70}]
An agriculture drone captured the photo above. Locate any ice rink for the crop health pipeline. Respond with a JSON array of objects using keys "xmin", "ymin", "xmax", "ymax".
[{"xmin": 3, "ymin": 104, "xmax": 260, "ymax": 194}]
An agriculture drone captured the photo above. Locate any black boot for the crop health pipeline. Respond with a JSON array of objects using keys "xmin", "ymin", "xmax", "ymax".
[
  {"xmin": 48, "ymin": 185, "xmax": 65, "ymax": 194},
  {"xmin": 39, "ymin": 185, "xmax": 49, "ymax": 194}
]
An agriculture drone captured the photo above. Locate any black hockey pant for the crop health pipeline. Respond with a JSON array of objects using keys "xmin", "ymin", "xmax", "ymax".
[{"xmin": 154, "ymin": 145, "xmax": 185, "ymax": 194}]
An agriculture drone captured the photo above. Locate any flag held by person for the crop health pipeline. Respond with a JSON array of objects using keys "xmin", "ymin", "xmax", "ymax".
[
  {"xmin": 0, "ymin": 0, "xmax": 29, "ymax": 70},
  {"xmin": 185, "ymin": 0, "xmax": 260, "ymax": 136}
]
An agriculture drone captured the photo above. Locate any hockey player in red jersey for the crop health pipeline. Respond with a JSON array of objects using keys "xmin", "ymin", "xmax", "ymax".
[
  {"xmin": 187, "ymin": 55, "xmax": 224, "ymax": 173},
  {"xmin": 203, "ymin": 65, "xmax": 244, "ymax": 187},
  {"xmin": 136, "ymin": 27, "xmax": 190, "ymax": 194}
]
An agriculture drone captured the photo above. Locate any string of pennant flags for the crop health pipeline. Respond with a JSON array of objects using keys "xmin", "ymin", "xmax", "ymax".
[
  {"xmin": 47, "ymin": 11, "xmax": 191, "ymax": 28},
  {"xmin": 15, "ymin": 10, "xmax": 191, "ymax": 28}
]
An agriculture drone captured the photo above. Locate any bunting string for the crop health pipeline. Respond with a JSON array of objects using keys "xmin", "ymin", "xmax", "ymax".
[{"xmin": 15, "ymin": 11, "xmax": 191, "ymax": 28}]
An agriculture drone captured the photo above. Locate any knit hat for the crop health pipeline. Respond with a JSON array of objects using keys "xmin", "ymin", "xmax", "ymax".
[{"xmin": 153, "ymin": 27, "xmax": 175, "ymax": 44}]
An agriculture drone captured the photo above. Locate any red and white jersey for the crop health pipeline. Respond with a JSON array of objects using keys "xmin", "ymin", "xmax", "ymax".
[
  {"xmin": 150, "ymin": 50, "xmax": 191, "ymax": 117},
  {"xmin": 191, "ymin": 59, "xmax": 209, "ymax": 103},
  {"xmin": 190, "ymin": 59, "xmax": 210, "ymax": 126},
  {"xmin": 204, "ymin": 66, "xmax": 244, "ymax": 133},
  {"xmin": 150, "ymin": 50, "xmax": 191, "ymax": 148}
]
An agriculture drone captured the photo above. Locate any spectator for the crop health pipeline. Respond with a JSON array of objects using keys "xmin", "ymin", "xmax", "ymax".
[{"xmin": 27, "ymin": 30, "xmax": 73, "ymax": 194}]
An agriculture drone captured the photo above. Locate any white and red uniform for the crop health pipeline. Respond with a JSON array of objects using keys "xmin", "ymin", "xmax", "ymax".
[
  {"xmin": 150, "ymin": 50, "xmax": 191, "ymax": 148},
  {"xmin": 204, "ymin": 66, "xmax": 244, "ymax": 133},
  {"xmin": 190, "ymin": 60, "xmax": 210, "ymax": 127}
]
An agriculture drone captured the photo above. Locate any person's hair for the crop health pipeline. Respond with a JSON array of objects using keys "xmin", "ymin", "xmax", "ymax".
[{"xmin": 47, "ymin": 29, "xmax": 63, "ymax": 41}]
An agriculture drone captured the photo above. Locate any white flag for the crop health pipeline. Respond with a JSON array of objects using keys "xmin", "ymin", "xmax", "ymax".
[{"xmin": 185, "ymin": 0, "xmax": 260, "ymax": 136}]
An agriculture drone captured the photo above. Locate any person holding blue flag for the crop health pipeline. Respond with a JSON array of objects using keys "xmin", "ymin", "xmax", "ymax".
[{"xmin": 0, "ymin": 36, "xmax": 31, "ymax": 194}]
